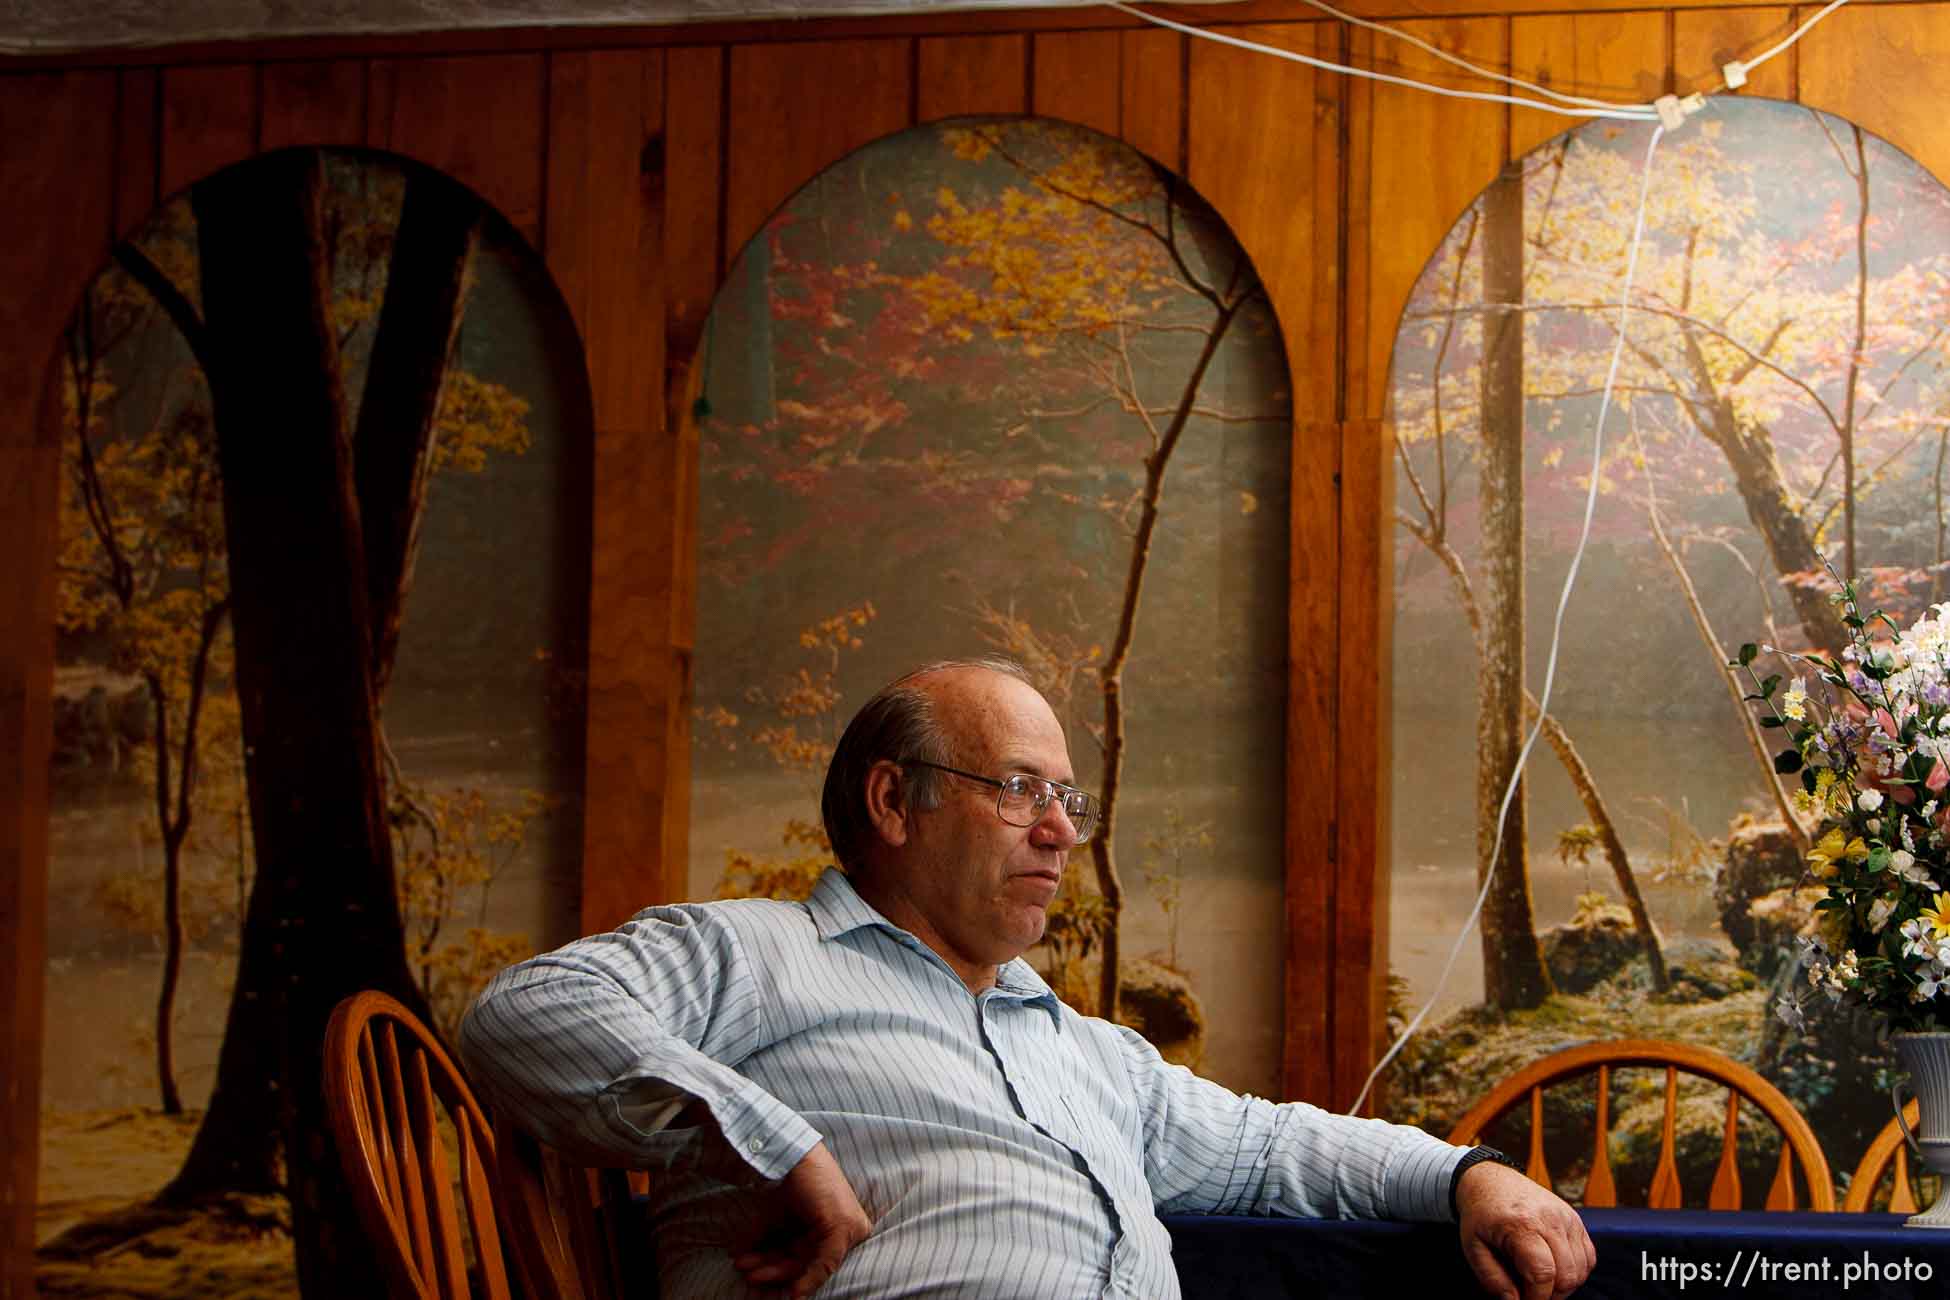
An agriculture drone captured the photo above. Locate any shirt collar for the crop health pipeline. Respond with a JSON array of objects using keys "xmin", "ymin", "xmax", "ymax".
[{"xmin": 806, "ymin": 868, "xmax": 1063, "ymax": 1024}]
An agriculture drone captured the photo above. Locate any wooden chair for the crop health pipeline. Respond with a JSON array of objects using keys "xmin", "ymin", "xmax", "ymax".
[
  {"xmin": 493, "ymin": 1115, "xmax": 654, "ymax": 1300},
  {"xmin": 1844, "ymin": 1097, "xmax": 1930, "ymax": 1213},
  {"xmin": 1447, "ymin": 1038, "xmax": 1834, "ymax": 1211},
  {"xmin": 323, "ymin": 990, "xmax": 512, "ymax": 1300}
]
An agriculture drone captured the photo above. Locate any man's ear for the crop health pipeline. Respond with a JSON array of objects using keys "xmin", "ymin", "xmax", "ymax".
[{"xmin": 863, "ymin": 760, "xmax": 910, "ymax": 847}]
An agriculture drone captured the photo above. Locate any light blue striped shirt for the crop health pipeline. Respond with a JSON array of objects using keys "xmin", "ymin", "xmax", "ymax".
[{"xmin": 460, "ymin": 869, "xmax": 1466, "ymax": 1298}]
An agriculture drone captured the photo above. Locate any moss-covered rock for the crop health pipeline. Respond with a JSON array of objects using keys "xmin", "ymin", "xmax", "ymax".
[
  {"xmin": 1716, "ymin": 820, "xmax": 1804, "ymax": 961},
  {"xmin": 1540, "ymin": 899, "xmax": 1645, "ymax": 994}
]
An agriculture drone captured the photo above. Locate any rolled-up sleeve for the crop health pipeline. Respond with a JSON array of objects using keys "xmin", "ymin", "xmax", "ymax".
[{"xmin": 458, "ymin": 902, "xmax": 822, "ymax": 1181}]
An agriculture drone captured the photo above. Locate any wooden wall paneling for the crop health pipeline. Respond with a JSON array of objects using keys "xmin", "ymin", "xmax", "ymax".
[
  {"xmin": 259, "ymin": 59, "xmax": 367, "ymax": 151},
  {"xmin": 114, "ymin": 69, "xmax": 160, "ymax": 240},
  {"xmin": 1031, "ymin": 30, "xmax": 1119, "ymax": 137},
  {"xmin": 159, "ymin": 63, "xmax": 257, "ymax": 197},
  {"xmin": 545, "ymin": 49, "xmax": 679, "ymax": 927},
  {"xmin": 1509, "ymin": 12, "xmax": 1668, "ymax": 160},
  {"xmin": 1673, "ymin": 8, "xmax": 1796, "ymax": 100},
  {"xmin": 1351, "ymin": 18, "xmax": 1508, "ymax": 421},
  {"xmin": 663, "ymin": 46, "xmax": 725, "ymax": 368},
  {"xmin": 365, "ymin": 53, "xmax": 546, "ymax": 245},
  {"xmin": 723, "ymin": 40, "xmax": 913, "ymax": 262},
  {"xmin": 1118, "ymin": 28, "xmax": 1182, "ymax": 171},
  {"xmin": 1339, "ymin": 16, "xmax": 1505, "ymax": 1111},
  {"xmin": 917, "ymin": 33, "xmax": 1028, "ymax": 121},
  {"xmin": 1186, "ymin": 19, "xmax": 1337, "ymax": 1103},
  {"xmin": 661, "ymin": 47, "xmax": 723, "ymax": 909},
  {"xmin": 1800, "ymin": 2, "xmax": 1950, "ymax": 190},
  {"xmin": 0, "ymin": 70, "xmax": 118, "ymax": 1300}
]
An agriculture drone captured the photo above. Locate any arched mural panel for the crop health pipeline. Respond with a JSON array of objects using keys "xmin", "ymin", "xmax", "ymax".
[
  {"xmin": 40, "ymin": 147, "xmax": 590, "ymax": 1269},
  {"xmin": 689, "ymin": 117, "xmax": 1294, "ymax": 1096},
  {"xmin": 1382, "ymin": 98, "xmax": 1950, "ymax": 1207}
]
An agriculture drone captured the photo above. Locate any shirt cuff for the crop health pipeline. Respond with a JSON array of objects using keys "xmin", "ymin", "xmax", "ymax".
[
  {"xmin": 603, "ymin": 1055, "xmax": 823, "ymax": 1182},
  {"xmin": 1384, "ymin": 1134, "xmax": 1472, "ymax": 1223}
]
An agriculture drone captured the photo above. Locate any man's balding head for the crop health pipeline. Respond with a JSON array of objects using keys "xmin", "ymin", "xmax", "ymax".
[{"xmin": 819, "ymin": 657, "xmax": 1034, "ymax": 871}]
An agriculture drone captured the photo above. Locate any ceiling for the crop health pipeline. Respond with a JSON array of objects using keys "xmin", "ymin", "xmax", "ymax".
[{"xmin": 0, "ymin": 0, "xmax": 1225, "ymax": 55}]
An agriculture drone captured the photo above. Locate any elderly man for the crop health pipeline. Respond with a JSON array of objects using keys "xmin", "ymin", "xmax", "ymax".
[{"xmin": 461, "ymin": 659, "xmax": 1594, "ymax": 1299}]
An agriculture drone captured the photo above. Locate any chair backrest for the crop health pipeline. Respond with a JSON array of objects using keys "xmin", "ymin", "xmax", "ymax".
[
  {"xmin": 1447, "ymin": 1037, "xmax": 1834, "ymax": 1211},
  {"xmin": 323, "ymin": 989, "xmax": 512, "ymax": 1300},
  {"xmin": 493, "ymin": 1116, "xmax": 653, "ymax": 1300},
  {"xmin": 1845, "ymin": 1097, "xmax": 1927, "ymax": 1213}
]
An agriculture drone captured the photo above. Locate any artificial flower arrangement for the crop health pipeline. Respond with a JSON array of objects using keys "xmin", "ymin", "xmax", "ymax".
[{"xmin": 1735, "ymin": 578, "xmax": 1950, "ymax": 1034}]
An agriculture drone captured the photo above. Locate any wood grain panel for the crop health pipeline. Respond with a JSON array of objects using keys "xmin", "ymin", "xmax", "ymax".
[
  {"xmin": 0, "ymin": 70, "xmax": 116, "ymax": 1300},
  {"xmin": 664, "ymin": 46, "xmax": 725, "ymax": 368},
  {"xmin": 917, "ymin": 33, "xmax": 1027, "ymax": 121},
  {"xmin": 1674, "ymin": 8, "xmax": 1796, "ymax": 100},
  {"xmin": 1510, "ymin": 12, "xmax": 1666, "ymax": 160},
  {"xmin": 1031, "ymin": 29, "xmax": 1119, "ymax": 137},
  {"xmin": 1188, "ymin": 22, "xmax": 1329, "ymax": 416},
  {"xmin": 115, "ymin": 68, "xmax": 160, "ymax": 240},
  {"xmin": 724, "ymin": 39, "xmax": 911, "ymax": 264},
  {"xmin": 1352, "ymin": 18, "xmax": 1508, "ymax": 421},
  {"xmin": 1339, "ymin": 15, "xmax": 1505, "ymax": 1111},
  {"xmin": 1801, "ymin": 3, "xmax": 1950, "ymax": 191},
  {"xmin": 1188, "ymin": 20, "xmax": 1339, "ymax": 1102},
  {"xmin": 1335, "ymin": 411, "xmax": 1389, "ymax": 1113},
  {"xmin": 546, "ymin": 49, "xmax": 681, "ymax": 923},
  {"xmin": 366, "ymin": 53, "xmax": 546, "ymax": 244},
  {"xmin": 1119, "ymin": 27, "xmax": 1182, "ymax": 171},
  {"xmin": 160, "ymin": 63, "xmax": 256, "ymax": 196},
  {"xmin": 545, "ymin": 52, "xmax": 596, "ymax": 348},
  {"xmin": 260, "ymin": 58, "xmax": 367, "ymax": 149}
]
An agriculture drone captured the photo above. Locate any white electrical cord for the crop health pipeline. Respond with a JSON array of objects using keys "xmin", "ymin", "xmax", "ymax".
[
  {"xmin": 1348, "ymin": 122, "xmax": 1669, "ymax": 1116},
  {"xmin": 1103, "ymin": 0, "xmax": 1657, "ymax": 120}
]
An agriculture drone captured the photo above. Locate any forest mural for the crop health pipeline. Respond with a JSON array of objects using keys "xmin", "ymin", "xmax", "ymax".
[
  {"xmin": 40, "ymin": 148, "xmax": 588, "ymax": 1293},
  {"xmin": 1381, "ymin": 98, "xmax": 1950, "ymax": 1209},
  {"xmin": 689, "ymin": 117, "xmax": 1293, "ymax": 1094}
]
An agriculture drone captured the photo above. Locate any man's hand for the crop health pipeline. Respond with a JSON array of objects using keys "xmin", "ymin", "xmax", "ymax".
[
  {"xmin": 1455, "ymin": 1161, "xmax": 1596, "ymax": 1300},
  {"xmin": 733, "ymin": 1142, "xmax": 874, "ymax": 1297}
]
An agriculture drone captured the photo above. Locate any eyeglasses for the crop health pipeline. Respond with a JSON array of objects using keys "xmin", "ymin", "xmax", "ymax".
[{"xmin": 905, "ymin": 760, "xmax": 1101, "ymax": 846}]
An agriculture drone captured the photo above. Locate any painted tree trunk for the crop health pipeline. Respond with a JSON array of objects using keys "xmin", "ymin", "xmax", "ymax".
[
  {"xmin": 354, "ymin": 171, "xmax": 480, "ymax": 695},
  {"xmin": 164, "ymin": 149, "xmax": 429, "ymax": 1296},
  {"xmin": 1475, "ymin": 164, "xmax": 1552, "ymax": 1011}
]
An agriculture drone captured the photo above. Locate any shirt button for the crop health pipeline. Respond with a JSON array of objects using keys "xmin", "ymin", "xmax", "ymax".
[{"xmin": 749, "ymin": 1138, "xmax": 765, "ymax": 1153}]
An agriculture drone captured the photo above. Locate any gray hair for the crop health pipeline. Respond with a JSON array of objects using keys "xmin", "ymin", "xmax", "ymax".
[{"xmin": 820, "ymin": 656, "xmax": 1032, "ymax": 870}]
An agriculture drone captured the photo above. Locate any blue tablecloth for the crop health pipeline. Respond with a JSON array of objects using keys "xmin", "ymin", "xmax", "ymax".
[{"xmin": 1165, "ymin": 1208, "xmax": 1950, "ymax": 1298}]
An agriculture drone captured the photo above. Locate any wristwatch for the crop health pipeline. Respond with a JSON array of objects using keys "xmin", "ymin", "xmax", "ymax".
[{"xmin": 1449, "ymin": 1144, "xmax": 1523, "ymax": 1217}]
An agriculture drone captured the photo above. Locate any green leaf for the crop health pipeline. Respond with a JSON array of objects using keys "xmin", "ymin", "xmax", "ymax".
[
  {"xmin": 1868, "ymin": 846, "xmax": 1891, "ymax": 874},
  {"xmin": 1815, "ymin": 896, "xmax": 1846, "ymax": 910},
  {"xmin": 1802, "ymin": 768, "xmax": 1819, "ymax": 794},
  {"xmin": 1738, "ymin": 643, "xmax": 1759, "ymax": 666},
  {"xmin": 1760, "ymin": 674, "xmax": 1781, "ymax": 697},
  {"xmin": 1761, "ymin": 717, "xmax": 1786, "ymax": 729},
  {"xmin": 1774, "ymin": 749, "xmax": 1805, "ymax": 775}
]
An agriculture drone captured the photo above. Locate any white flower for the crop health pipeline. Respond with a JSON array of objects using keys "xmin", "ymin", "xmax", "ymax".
[
  {"xmin": 1872, "ymin": 897, "xmax": 1898, "ymax": 932},
  {"xmin": 1868, "ymin": 818, "xmax": 1883, "ymax": 835},
  {"xmin": 1916, "ymin": 973, "xmax": 1944, "ymax": 1002},
  {"xmin": 1775, "ymin": 994, "xmax": 1808, "ymax": 1033},
  {"xmin": 1860, "ymin": 789, "xmax": 1886, "ymax": 812},
  {"xmin": 1783, "ymin": 679, "xmax": 1809, "ymax": 721}
]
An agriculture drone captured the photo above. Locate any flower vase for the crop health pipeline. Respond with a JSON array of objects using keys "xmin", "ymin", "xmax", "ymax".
[{"xmin": 1891, "ymin": 1033, "xmax": 1950, "ymax": 1228}]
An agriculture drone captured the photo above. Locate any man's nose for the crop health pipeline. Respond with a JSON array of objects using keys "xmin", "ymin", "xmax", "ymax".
[{"xmin": 1028, "ymin": 797, "xmax": 1079, "ymax": 847}]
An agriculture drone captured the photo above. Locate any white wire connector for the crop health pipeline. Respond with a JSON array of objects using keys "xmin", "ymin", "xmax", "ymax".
[
  {"xmin": 1723, "ymin": 59, "xmax": 1750, "ymax": 91},
  {"xmin": 1653, "ymin": 92, "xmax": 1708, "ymax": 132}
]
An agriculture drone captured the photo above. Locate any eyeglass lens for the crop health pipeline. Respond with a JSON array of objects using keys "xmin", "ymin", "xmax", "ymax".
[{"xmin": 996, "ymin": 775, "xmax": 1098, "ymax": 842}]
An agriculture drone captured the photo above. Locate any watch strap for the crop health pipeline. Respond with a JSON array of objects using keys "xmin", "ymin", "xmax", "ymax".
[{"xmin": 1448, "ymin": 1144, "xmax": 1522, "ymax": 1218}]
